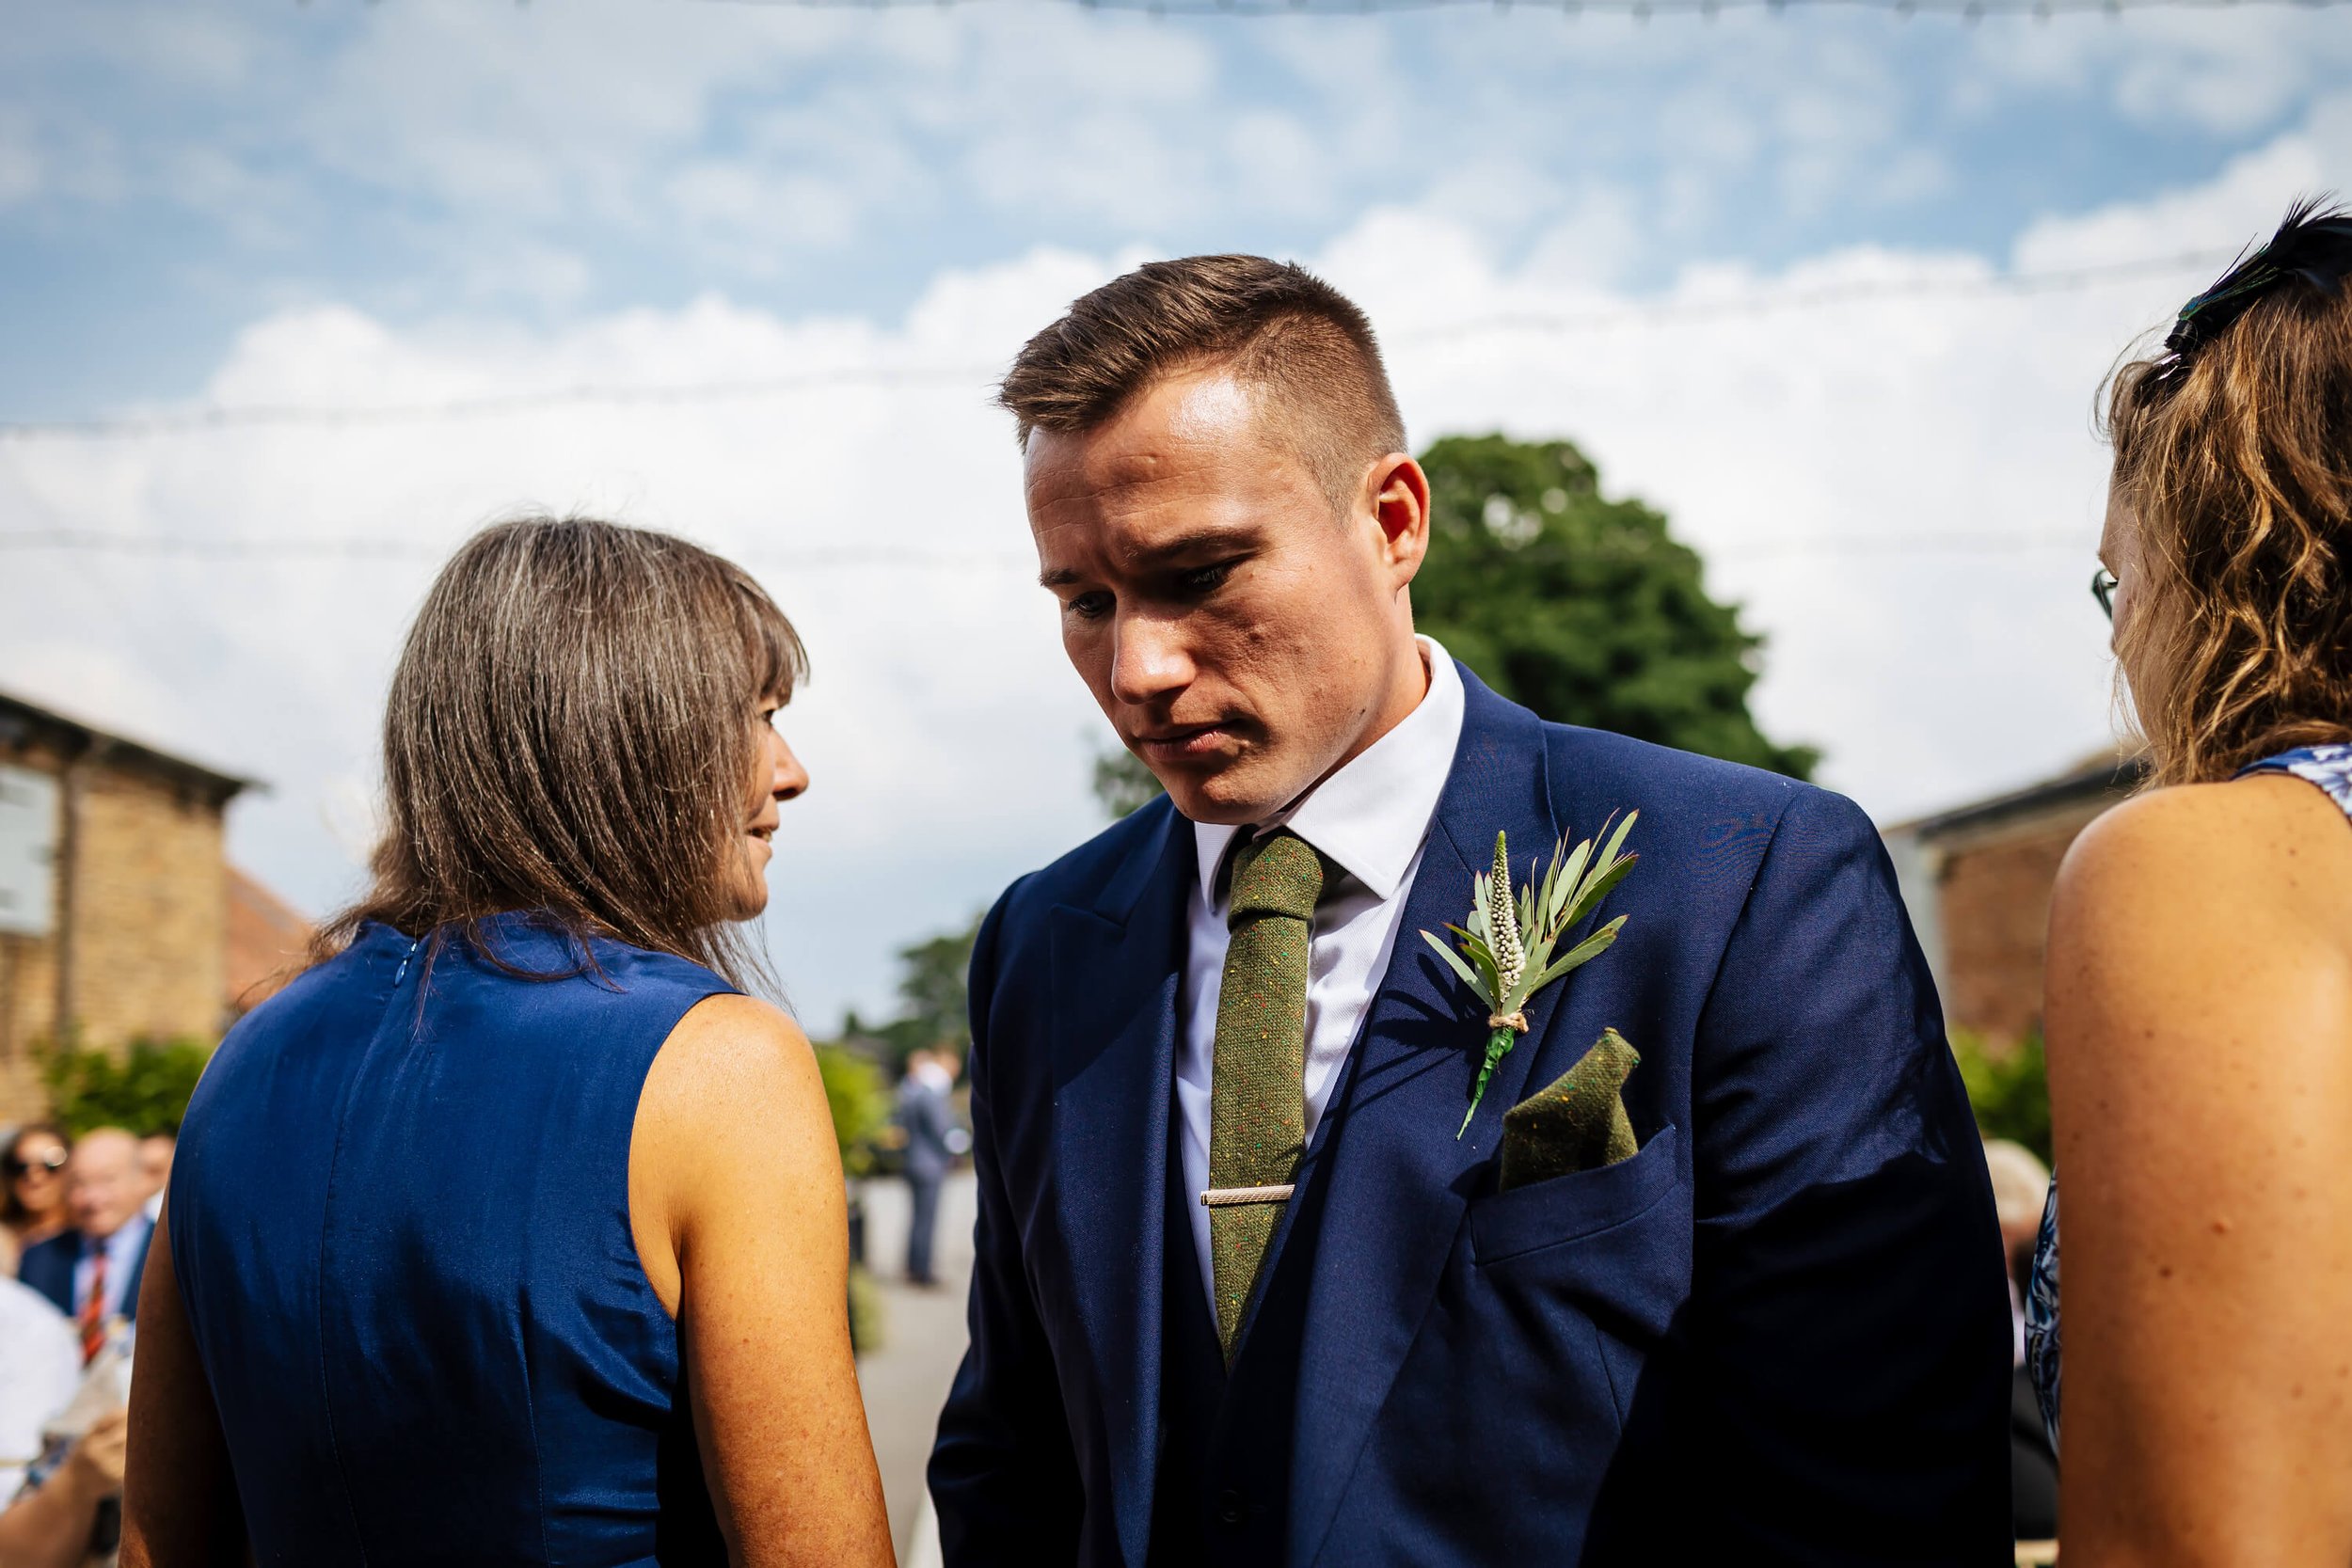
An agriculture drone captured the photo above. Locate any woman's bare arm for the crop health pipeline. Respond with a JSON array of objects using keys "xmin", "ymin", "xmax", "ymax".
[
  {"xmin": 2046, "ymin": 778, "xmax": 2352, "ymax": 1566},
  {"xmin": 120, "ymin": 1208, "xmax": 249, "ymax": 1567},
  {"xmin": 631, "ymin": 994, "xmax": 895, "ymax": 1568}
]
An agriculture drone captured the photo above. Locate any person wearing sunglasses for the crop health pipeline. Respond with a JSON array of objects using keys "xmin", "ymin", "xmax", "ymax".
[
  {"xmin": 2, "ymin": 1125, "xmax": 72, "ymax": 1275},
  {"xmin": 2029, "ymin": 198, "xmax": 2352, "ymax": 1563}
]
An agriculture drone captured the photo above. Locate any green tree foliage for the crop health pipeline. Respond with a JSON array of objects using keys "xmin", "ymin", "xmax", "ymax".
[
  {"xmin": 890, "ymin": 918, "xmax": 980, "ymax": 1060},
  {"xmin": 813, "ymin": 1042, "xmax": 890, "ymax": 1180},
  {"xmin": 1950, "ymin": 1028, "xmax": 2051, "ymax": 1164},
  {"xmin": 1093, "ymin": 748, "xmax": 1166, "ymax": 819},
  {"xmin": 1414, "ymin": 435, "xmax": 1818, "ymax": 779},
  {"xmin": 40, "ymin": 1037, "xmax": 213, "ymax": 1136}
]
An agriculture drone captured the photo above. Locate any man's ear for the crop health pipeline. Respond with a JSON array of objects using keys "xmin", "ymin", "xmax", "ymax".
[{"xmin": 1366, "ymin": 453, "xmax": 1431, "ymax": 586}]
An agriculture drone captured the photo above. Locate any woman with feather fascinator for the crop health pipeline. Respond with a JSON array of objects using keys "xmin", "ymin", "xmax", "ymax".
[{"xmin": 2032, "ymin": 196, "xmax": 2352, "ymax": 1563}]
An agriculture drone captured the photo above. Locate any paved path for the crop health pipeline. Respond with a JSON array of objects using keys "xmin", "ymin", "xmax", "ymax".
[{"xmin": 855, "ymin": 1171, "xmax": 976, "ymax": 1567}]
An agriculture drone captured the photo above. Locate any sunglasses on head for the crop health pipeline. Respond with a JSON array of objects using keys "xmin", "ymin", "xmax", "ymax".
[{"xmin": 8, "ymin": 1149, "xmax": 67, "ymax": 1178}]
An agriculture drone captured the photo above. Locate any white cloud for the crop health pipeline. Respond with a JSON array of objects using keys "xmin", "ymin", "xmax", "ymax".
[
  {"xmin": 1968, "ymin": 8, "xmax": 2352, "ymax": 137},
  {"xmin": 7, "ymin": 100, "xmax": 2346, "ymax": 1025},
  {"xmin": 2011, "ymin": 106, "xmax": 2348, "ymax": 272}
]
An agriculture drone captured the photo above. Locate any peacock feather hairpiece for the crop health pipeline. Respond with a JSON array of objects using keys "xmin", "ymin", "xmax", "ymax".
[{"xmin": 2157, "ymin": 196, "xmax": 2352, "ymax": 376}]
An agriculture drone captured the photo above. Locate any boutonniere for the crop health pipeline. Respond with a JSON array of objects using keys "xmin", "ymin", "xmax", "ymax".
[{"xmin": 1421, "ymin": 815, "xmax": 1641, "ymax": 1137}]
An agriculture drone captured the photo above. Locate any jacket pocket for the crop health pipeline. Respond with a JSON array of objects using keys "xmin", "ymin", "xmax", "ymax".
[{"xmin": 1468, "ymin": 1125, "xmax": 1681, "ymax": 1267}]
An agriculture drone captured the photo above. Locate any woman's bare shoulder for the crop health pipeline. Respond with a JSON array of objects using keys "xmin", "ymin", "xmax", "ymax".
[
  {"xmin": 2059, "ymin": 772, "xmax": 2352, "ymax": 930},
  {"xmin": 2051, "ymin": 775, "xmax": 2352, "ymax": 1085},
  {"xmin": 638, "ymin": 995, "xmax": 828, "ymax": 1161}
]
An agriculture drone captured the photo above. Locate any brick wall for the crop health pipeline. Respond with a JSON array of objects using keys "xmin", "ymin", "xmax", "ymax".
[
  {"xmin": 1931, "ymin": 797, "xmax": 2113, "ymax": 1046},
  {"xmin": 0, "ymin": 736, "xmax": 233, "ymax": 1125}
]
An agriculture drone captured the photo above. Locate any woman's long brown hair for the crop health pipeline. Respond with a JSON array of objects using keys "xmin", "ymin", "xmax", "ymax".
[
  {"xmin": 316, "ymin": 515, "xmax": 805, "ymax": 988},
  {"xmin": 2109, "ymin": 200, "xmax": 2352, "ymax": 785}
]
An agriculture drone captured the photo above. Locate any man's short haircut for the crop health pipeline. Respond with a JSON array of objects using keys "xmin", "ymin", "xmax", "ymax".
[{"xmin": 998, "ymin": 254, "xmax": 1407, "ymax": 513}]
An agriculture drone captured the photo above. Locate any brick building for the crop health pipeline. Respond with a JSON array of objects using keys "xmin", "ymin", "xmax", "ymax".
[
  {"xmin": 1883, "ymin": 751, "xmax": 2147, "ymax": 1047},
  {"xmin": 0, "ymin": 689, "xmax": 300, "ymax": 1124}
]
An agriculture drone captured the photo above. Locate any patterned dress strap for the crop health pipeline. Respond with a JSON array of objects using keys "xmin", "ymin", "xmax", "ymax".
[{"xmin": 2235, "ymin": 742, "xmax": 2352, "ymax": 819}]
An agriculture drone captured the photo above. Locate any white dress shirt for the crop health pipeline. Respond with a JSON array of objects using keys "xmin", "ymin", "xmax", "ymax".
[
  {"xmin": 1178, "ymin": 636, "xmax": 1467, "ymax": 1314},
  {"xmin": 71, "ymin": 1214, "xmax": 150, "ymax": 1323},
  {"xmin": 0, "ymin": 1277, "xmax": 78, "ymax": 1498}
]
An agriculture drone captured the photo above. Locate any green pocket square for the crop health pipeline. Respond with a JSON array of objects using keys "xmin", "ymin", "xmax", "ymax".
[{"xmin": 1497, "ymin": 1029, "xmax": 1642, "ymax": 1193}]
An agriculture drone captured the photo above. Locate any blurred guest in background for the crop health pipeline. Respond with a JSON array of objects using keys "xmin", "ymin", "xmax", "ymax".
[
  {"xmin": 136, "ymin": 1134, "xmax": 173, "ymax": 1225},
  {"xmin": 0, "ymin": 1275, "xmax": 78, "ymax": 1502},
  {"xmin": 2, "ymin": 1125, "xmax": 72, "ymax": 1275},
  {"xmin": 0, "ymin": 1263, "xmax": 124, "ymax": 1568},
  {"xmin": 123, "ymin": 516, "xmax": 892, "ymax": 1568},
  {"xmin": 895, "ymin": 1046, "xmax": 960, "ymax": 1289},
  {"xmin": 19, "ymin": 1128, "xmax": 152, "ymax": 1362},
  {"xmin": 0, "ymin": 1406, "xmax": 127, "ymax": 1568},
  {"xmin": 1983, "ymin": 1140, "xmax": 2049, "ymax": 1366},
  {"xmin": 2034, "ymin": 198, "xmax": 2352, "ymax": 1564},
  {"xmin": 1984, "ymin": 1139, "xmax": 2058, "ymax": 1545}
]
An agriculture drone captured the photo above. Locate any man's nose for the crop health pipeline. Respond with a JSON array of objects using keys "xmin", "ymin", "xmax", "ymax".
[{"xmin": 1108, "ymin": 610, "xmax": 1194, "ymax": 707}]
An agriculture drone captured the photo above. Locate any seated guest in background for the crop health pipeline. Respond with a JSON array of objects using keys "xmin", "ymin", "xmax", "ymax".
[
  {"xmin": 0, "ymin": 1406, "xmax": 127, "ymax": 1568},
  {"xmin": 136, "ymin": 1134, "xmax": 173, "ymax": 1225},
  {"xmin": 0, "ymin": 1274, "xmax": 119, "ymax": 1568},
  {"xmin": 19, "ymin": 1128, "xmax": 151, "ymax": 1360},
  {"xmin": 0, "ymin": 1275, "xmax": 78, "ymax": 1502},
  {"xmin": 123, "ymin": 516, "xmax": 894, "ymax": 1568},
  {"xmin": 1, "ymin": 1125, "xmax": 71, "ymax": 1275},
  {"xmin": 2033, "ymin": 198, "xmax": 2352, "ymax": 1563}
]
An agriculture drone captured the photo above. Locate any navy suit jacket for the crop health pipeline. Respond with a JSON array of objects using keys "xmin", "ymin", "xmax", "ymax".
[
  {"xmin": 19, "ymin": 1219, "xmax": 151, "ymax": 1326},
  {"xmin": 930, "ymin": 668, "xmax": 2011, "ymax": 1566}
]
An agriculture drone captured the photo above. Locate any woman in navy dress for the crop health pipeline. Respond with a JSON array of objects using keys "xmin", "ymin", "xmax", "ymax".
[
  {"xmin": 2030, "ymin": 200, "xmax": 2352, "ymax": 1562},
  {"xmin": 120, "ymin": 516, "xmax": 895, "ymax": 1566}
]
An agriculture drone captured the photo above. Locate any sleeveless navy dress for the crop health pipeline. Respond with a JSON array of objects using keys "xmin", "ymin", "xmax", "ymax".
[
  {"xmin": 2027, "ymin": 744, "xmax": 2352, "ymax": 1447},
  {"xmin": 167, "ymin": 912, "xmax": 737, "ymax": 1565}
]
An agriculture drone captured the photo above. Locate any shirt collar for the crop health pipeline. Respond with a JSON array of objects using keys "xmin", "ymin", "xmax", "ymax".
[
  {"xmin": 1191, "ymin": 635, "xmax": 1466, "ymax": 905},
  {"xmin": 84, "ymin": 1214, "xmax": 149, "ymax": 1262}
]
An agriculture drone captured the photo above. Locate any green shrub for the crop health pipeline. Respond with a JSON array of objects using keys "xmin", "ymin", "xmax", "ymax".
[
  {"xmin": 814, "ymin": 1041, "xmax": 890, "ymax": 1180},
  {"xmin": 40, "ymin": 1037, "xmax": 214, "ymax": 1137},
  {"xmin": 1950, "ymin": 1028, "xmax": 2051, "ymax": 1164}
]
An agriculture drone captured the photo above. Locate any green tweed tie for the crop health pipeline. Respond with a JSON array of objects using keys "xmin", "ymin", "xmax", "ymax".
[{"xmin": 1208, "ymin": 828, "xmax": 1326, "ymax": 1360}]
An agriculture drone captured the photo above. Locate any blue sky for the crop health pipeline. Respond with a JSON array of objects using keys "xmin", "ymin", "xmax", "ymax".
[
  {"xmin": 4, "ymin": 3, "xmax": 2325, "ymax": 412},
  {"xmin": 4, "ymin": 0, "xmax": 2349, "ymax": 1026}
]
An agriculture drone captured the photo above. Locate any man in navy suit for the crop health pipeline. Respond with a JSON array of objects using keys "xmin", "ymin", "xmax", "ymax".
[
  {"xmin": 19, "ymin": 1128, "xmax": 151, "ymax": 1360},
  {"xmin": 930, "ymin": 256, "xmax": 2011, "ymax": 1566}
]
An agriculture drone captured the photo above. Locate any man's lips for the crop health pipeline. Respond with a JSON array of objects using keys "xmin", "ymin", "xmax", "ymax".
[{"xmin": 1131, "ymin": 723, "xmax": 1241, "ymax": 761}]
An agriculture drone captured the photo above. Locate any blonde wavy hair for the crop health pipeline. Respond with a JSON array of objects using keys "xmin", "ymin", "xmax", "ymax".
[{"xmin": 2107, "ymin": 197, "xmax": 2352, "ymax": 786}]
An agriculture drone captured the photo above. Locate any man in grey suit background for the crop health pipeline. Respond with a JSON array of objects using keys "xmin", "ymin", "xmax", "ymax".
[{"xmin": 895, "ymin": 1047, "xmax": 961, "ymax": 1289}]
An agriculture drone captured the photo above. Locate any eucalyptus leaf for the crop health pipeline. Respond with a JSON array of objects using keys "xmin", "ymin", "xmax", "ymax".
[
  {"xmin": 1422, "ymin": 929, "xmax": 1488, "ymax": 999},
  {"xmin": 1599, "ymin": 809, "xmax": 1641, "ymax": 870},
  {"xmin": 1543, "ymin": 843, "xmax": 1578, "ymax": 929},
  {"xmin": 1563, "ymin": 851, "xmax": 1640, "ymax": 931},
  {"xmin": 1467, "ymin": 937, "xmax": 1503, "ymax": 999},
  {"xmin": 1530, "ymin": 914, "xmax": 1629, "ymax": 990},
  {"xmin": 1550, "ymin": 838, "xmax": 1594, "ymax": 925}
]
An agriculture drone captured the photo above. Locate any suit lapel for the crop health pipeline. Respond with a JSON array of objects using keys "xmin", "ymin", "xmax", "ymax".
[
  {"xmin": 1046, "ymin": 803, "xmax": 1193, "ymax": 1568},
  {"xmin": 1286, "ymin": 672, "xmax": 1571, "ymax": 1564}
]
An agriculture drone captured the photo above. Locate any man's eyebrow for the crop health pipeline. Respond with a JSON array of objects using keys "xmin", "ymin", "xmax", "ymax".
[{"xmin": 1036, "ymin": 527, "xmax": 1261, "ymax": 592}]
